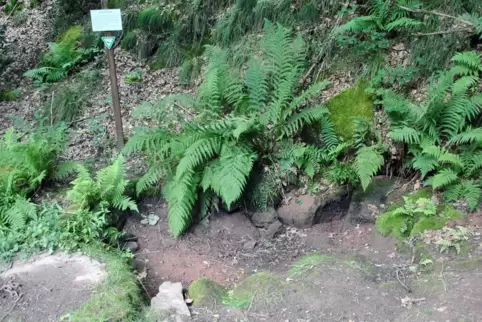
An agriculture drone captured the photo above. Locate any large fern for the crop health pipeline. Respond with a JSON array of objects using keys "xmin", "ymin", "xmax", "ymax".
[{"xmin": 125, "ymin": 21, "xmax": 334, "ymax": 236}]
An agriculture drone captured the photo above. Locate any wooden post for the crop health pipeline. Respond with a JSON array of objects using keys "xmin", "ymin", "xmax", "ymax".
[{"xmin": 101, "ymin": 0, "xmax": 124, "ymax": 150}]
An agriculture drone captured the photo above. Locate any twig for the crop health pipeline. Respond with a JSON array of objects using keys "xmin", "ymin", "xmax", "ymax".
[
  {"xmin": 173, "ymin": 102, "xmax": 195, "ymax": 118},
  {"xmin": 398, "ymin": 5, "xmax": 475, "ymax": 29},
  {"xmin": 439, "ymin": 259, "xmax": 447, "ymax": 292},
  {"xmin": 247, "ymin": 290, "xmax": 258, "ymax": 313},
  {"xmin": 300, "ymin": 62, "xmax": 317, "ymax": 85},
  {"xmin": 50, "ymin": 92, "xmax": 55, "ymax": 127},
  {"xmin": 0, "ymin": 294, "xmax": 23, "ymax": 322},
  {"xmin": 6, "ymin": 2, "xmax": 19, "ymax": 19},
  {"xmin": 412, "ymin": 28, "xmax": 474, "ymax": 36},
  {"xmin": 68, "ymin": 116, "xmax": 92, "ymax": 126},
  {"xmin": 396, "ymin": 269, "xmax": 412, "ymax": 293}
]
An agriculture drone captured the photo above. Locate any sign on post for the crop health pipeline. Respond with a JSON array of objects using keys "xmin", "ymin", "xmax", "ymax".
[
  {"xmin": 91, "ymin": 2, "xmax": 124, "ymax": 150},
  {"xmin": 101, "ymin": 36, "xmax": 116, "ymax": 49},
  {"xmin": 90, "ymin": 9, "xmax": 123, "ymax": 32}
]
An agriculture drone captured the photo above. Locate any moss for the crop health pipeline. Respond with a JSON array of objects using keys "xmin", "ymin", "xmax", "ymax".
[
  {"xmin": 440, "ymin": 205, "xmax": 464, "ymax": 220},
  {"xmin": 411, "ymin": 217, "xmax": 447, "ymax": 236},
  {"xmin": 387, "ymin": 188, "xmax": 433, "ymax": 211},
  {"xmin": 224, "ymin": 272, "xmax": 281, "ymax": 309},
  {"xmin": 188, "ymin": 278, "xmax": 227, "ymax": 307},
  {"xmin": 0, "ymin": 89, "xmax": 21, "ymax": 102},
  {"xmin": 68, "ymin": 245, "xmax": 142, "ymax": 321},
  {"xmin": 289, "ymin": 254, "xmax": 333, "ymax": 276},
  {"xmin": 325, "ymin": 82, "xmax": 374, "ymax": 140},
  {"xmin": 58, "ymin": 25, "xmax": 83, "ymax": 45},
  {"xmin": 376, "ymin": 211, "xmax": 410, "ymax": 238}
]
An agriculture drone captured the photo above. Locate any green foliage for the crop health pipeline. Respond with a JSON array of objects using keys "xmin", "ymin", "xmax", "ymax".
[
  {"xmin": 0, "ymin": 89, "xmax": 21, "ymax": 102},
  {"xmin": 126, "ymin": 22, "xmax": 333, "ymax": 236},
  {"xmin": 24, "ymin": 31, "xmax": 102, "ymax": 83},
  {"xmin": 58, "ymin": 25, "xmax": 83, "ymax": 45},
  {"xmin": 382, "ymin": 51, "xmax": 482, "ymax": 211},
  {"xmin": 121, "ymin": 31, "xmax": 137, "ymax": 50},
  {"xmin": 125, "ymin": 70, "xmax": 143, "ymax": 83},
  {"xmin": 376, "ymin": 197, "xmax": 438, "ymax": 238},
  {"xmin": 4, "ymin": 0, "xmax": 24, "ymax": 15},
  {"xmin": 43, "ymin": 70, "xmax": 101, "ymax": 124},
  {"xmin": 66, "ymin": 155, "xmax": 138, "ymax": 212},
  {"xmin": 355, "ymin": 146, "xmax": 384, "ymax": 190},
  {"xmin": 435, "ymin": 226, "xmax": 470, "ymax": 254},
  {"xmin": 138, "ymin": 8, "xmax": 173, "ymax": 34}
]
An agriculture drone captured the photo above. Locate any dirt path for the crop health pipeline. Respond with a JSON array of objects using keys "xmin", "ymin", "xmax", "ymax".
[{"xmin": 125, "ymin": 197, "xmax": 482, "ymax": 321}]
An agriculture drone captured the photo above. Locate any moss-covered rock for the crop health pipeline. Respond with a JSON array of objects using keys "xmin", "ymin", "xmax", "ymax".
[
  {"xmin": 68, "ymin": 245, "xmax": 142, "ymax": 321},
  {"xmin": 288, "ymin": 254, "xmax": 333, "ymax": 276},
  {"xmin": 325, "ymin": 82, "xmax": 374, "ymax": 140},
  {"xmin": 224, "ymin": 272, "xmax": 281, "ymax": 308},
  {"xmin": 188, "ymin": 278, "xmax": 227, "ymax": 307},
  {"xmin": 411, "ymin": 205, "xmax": 464, "ymax": 236}
]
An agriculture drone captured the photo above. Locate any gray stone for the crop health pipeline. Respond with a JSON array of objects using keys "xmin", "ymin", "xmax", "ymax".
[
  {"xmin": 277, "ymin": 186, "xmax": 347, "ymax": 228},
  {"xmin": 243, "ymin": 240, "xmax": 257, "ymax": 250},
  {"xmin": 264, "ymin": 220, "xmax": 283, "ymax": 239},
  {"xmin": 123, "ymin": 241, "xmax": 139, "ymax": 252},
  {"xmin": 346, "ymin": 177, "xmax": 399, "ymax": 225},
  {"xmin": 151, "ymin": 281, "xmax": 191, "ymax": 318},
  {"xmin": 250, "ymin": 207, "xmax": 278, "ymax": 228}
]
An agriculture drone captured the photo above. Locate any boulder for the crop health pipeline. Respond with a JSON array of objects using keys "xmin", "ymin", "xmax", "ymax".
[
  {"xmin": 151, "ymin": 282, "xmax": 190, "ymax": 318},
  {"xmin": 264, "ymin": 220, "xmax": 283, "ymax": 239},
  {"xmin": 188, "ymin": 278, "xmax": 227, "ymax": 307},
  {"xmin": 277, "ymin": 186, "xmax": 347, "ymax": 228},
  {"xmin": 250, "ymin": 207, "xmax": 278, "ymax": 228},
  {"xmin": 346, "ymin": 177, "xmax": 398, "ymax": 225}
]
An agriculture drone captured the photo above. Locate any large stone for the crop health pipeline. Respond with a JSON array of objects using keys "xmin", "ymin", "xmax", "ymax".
[
  {"xmin": 151, "ymin": 282, "xmax": 191, "ymax": 318},
  {"xmin": 346, "ymin": 177, "xmax": 398, "ymax": 225},
  {"xmin": 188, "ymin": 278, "xmax": 227, "ymax": 307},
  {"xmin": 250, "ymin": 207, "xmax": 278, "ymax": 228},
  {"xmin": 277, "ymin": 186, "xmax": 347, "ymax": 228},
  {"xmin": 264, "ymin": 220, "xmax": 283, "ymax": 239}
]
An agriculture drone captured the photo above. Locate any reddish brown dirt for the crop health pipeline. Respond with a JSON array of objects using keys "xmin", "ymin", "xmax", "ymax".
[{"xmin": 125, "ymin": 197, "xmax": 399, "ymax": 296}]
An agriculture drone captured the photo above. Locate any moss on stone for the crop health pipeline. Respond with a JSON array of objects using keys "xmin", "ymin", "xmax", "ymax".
[
  {"xmin": 325, "ymin": 82, "xmax": 374, "ymax": 140},
  {"xmin": 68, "ymin": 245, "xmax": 142, "ymax": 321},
  {"xmin": 440, "ymin": 205, "xmax": 464, "ymax": 220},
  {"xmin": 188, "ymin": 278, "xmax": 227, "ymax": 307},
  {"xmin": 386, "ymin": 188, "xmax": 433, "ymax": 212},
  {"xmin": 411, "ymin": 217, "xmax": 447, "ymax": 236},
  {"xmin": 224, "ymin": 272, "xmax": 281, "ymax": 309},
  {"xmin": 376, "ymin": 211, "xmax": 409, "ymax": 238},
  {"xmin": 58, "ymin": 25, "xmax": 83, "ymax": 45},
  {"xmin": 289, "ymin": 254, "xmax": 333, "ymax": 276}
]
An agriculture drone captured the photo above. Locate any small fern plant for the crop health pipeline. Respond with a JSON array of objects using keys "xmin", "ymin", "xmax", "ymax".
[
  {"xmin": 383, "ymin": 51, "xmax": 482, "ymax": 210},
  {"xmin": 125, "ymin": 21, "xmax": 333, "ymax": 236},
  {"xmin": 66, "ymin": 155, "xmax": 138, "ymax": 212}
]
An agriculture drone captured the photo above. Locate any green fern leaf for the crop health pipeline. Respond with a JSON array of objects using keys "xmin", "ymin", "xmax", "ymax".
[
  {"xmin": 452, "ymin": 76, "xmax": 478, "ymax": 94},
  {"xmin": 387, "ymin": 127, "xmax": 421, "ymax": 144},
  {"xmin": 355, "ymin": 146, "xmax": 384, "ymax": 190},
  {"xmin": 430, "ymin": 168, "xmax": 459, "ymax": 190}
]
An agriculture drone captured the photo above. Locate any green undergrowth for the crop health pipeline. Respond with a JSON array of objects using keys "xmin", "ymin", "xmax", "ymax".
[
  {"xmin": 223, "ymin": 272, "xmax": 283, "ymax": 309},
  {"xmin": 288, "ymin": 254, "xmax": 333, "ymax": 276},
  {"xmin": 325, "ymin": 82, "xmax": 374, "ymax": 140},
  {"xmin": 0, "ymin": 89, "xmax": 21, "ymax": 102},
  {"xmin": 66, "ymin": 245, "xmax": 143, "ymax": 322},
  {"xmin": 376, "ymin": 189, "xmax": 464, "ymax": 239}
]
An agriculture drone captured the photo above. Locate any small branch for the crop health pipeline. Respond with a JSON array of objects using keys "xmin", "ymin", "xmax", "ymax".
[
  {"xmin": 300, "ymin": 62, "xmax": 317, "ymax": 85},
  {"xmin": 412, "ymin": 28, "xmax": 474, "ymax": 36},
  {"xmin": 173, "ymin": 102, "xmax": 195, "ymax": 118},
  {"xmin": 396, "ymin": 269, "xmax": 412, "ymax": 293},
  {"xmin": 50, "ymin": 92, "xmax": 55, "ymax": 127},
  {"xmin": 6, "ymin": 2, "xmax": 19, "ymax": 19},
  {"xmin": 0, "ymin": 294, "xmax": 23, "ymax": 322},
  {"xmin": 398, "ymin": 5, "xmax": 475, "ymax": 28}
]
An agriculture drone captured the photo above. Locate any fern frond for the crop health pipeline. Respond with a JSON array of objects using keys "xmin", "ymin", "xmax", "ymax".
[
  {"xmin": 175, "ymin": 137, "xmax": 222, "ymax": 181},
  {"xmin": 281, "ymin": 105, "xmax": 328, "ymax": 138},
  {"xmin": 320, "ymin": 114, "xmax": 339, "ymax": 149},
  {"xmin": 5, "ymin": 196, "xmax": 37, "ymax": 231},
  {"xmin": 448, "ymin": 127, "xmax": 482, "ymax": 145},
  {"xmin": 451, "ymin": 51, "xmax": 482, "ymax": 72},
  {"xmin": 386, "ymin": 18, "xmax": 422, "ymax": 31},
  {"xmin": 430, "ymin": 168, "xmax": 459, "ymax": 190},
  {"xmin": 412, "ymin": 154, "xmax": 438, "ymax": 178},
  {"xmin": 355, "ymin": 146, "xmax": 384, "ymax": 190},
  {"xmin": 461, "ymin": 180, "xmax": 481, "ymax": 211},
  {"xmin": 53, "ymin": 161, "xmax": 80, "ymax": 180},
  {"xmin": 452, "ymin": 76, "xmax": 478, "ymax": 94},
  {"xmin": 245, "ymin": 58, "xmax": 268, "ymax": 113},
  {"xmin": 387, "ymin": 127, "xmax": 421, "ymax": 144}
]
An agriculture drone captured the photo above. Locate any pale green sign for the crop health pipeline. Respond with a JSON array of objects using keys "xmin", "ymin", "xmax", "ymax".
[{"xmin": 101, "ymin": 36, "xmax": 116, "ymax": 49}]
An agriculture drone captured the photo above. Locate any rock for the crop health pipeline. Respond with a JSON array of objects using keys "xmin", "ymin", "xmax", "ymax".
[
  {"xmin": 123, "ymin": 241, "xmax": 139, "ymax": 252},
  {"xmin": 151, "ymin": 282, "xmax": 191, "ymax": 318},
  {"xmin": 188, "ymin": 278, "xmax": 227, "ymax": 307},
  {"xmin": 264, "ymin": 220, "xmax": 283, "ymax": 239},
  {"xmin": 346, "ymin": 177, "xmax": 399, "ymax": 225},
  {"xmin": 250, "ymin": 207, "xmax": 278, "ymax": 228},
  {"xmin": 209, "ymin": 212, "xmax": 260, "ymax": 240},
  {"xmin": 277, "ymin": 187, "xmax": 347, "ymax": 228},
  {"xmin": 243, "ymin": 240, "xmax": 257, "ymax": 250}
]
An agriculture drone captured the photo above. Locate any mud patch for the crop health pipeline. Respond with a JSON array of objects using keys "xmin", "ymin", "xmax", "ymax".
[{"xmin": 0, "ymin": 252, "xmax": 106, "ymax": 322}]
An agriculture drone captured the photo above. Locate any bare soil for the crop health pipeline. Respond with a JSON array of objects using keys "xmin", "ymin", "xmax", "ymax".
[
  {"xmin": 125, "ymin": 196, "xmax": 482, "ymax": 322},
  {"xmin": 0, "ymin": 253, "xmax": 106, "ymax": 322}
]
